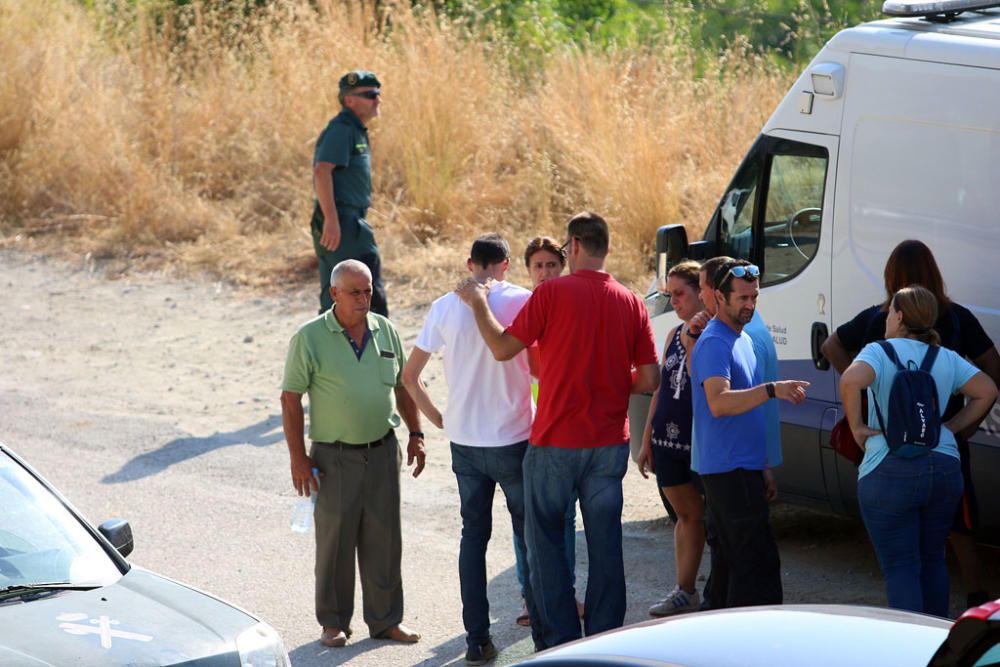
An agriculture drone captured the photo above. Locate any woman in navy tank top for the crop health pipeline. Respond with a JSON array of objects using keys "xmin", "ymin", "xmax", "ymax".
[{"xmin": 637, "ymin": 260, "xmax": 706, "ymax": 617}]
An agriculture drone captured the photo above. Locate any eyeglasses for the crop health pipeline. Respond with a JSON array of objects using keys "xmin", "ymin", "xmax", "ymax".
[
  {"xmin": 348, "ymin": 90, "xmax": 381, "ymax": 100},
  {"xmin": 717, "ymin": 263, "xmax": 760, "ymax": 289},
  {"xmin": 559, "ymin": 237, "xmax": 575, "ymax": 254}
]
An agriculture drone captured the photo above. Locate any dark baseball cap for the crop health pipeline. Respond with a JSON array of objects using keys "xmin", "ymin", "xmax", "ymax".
[{"xmin": 339, "ymin": 70, "xmax": 381, "ymax": 91}]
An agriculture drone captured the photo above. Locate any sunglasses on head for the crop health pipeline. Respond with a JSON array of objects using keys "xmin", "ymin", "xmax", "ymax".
[
  {"xmin": 349, "ymin": 90, "xmax": 381, "ymax": 100},
  {"xmin": 717, "ymin": 263, "xmax": 760, "ymax": 289}
]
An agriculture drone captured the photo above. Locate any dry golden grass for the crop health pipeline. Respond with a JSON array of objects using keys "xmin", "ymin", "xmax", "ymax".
[{"xmin": 0, "ymin": 0, "xmax": 792, "ymax": 300}]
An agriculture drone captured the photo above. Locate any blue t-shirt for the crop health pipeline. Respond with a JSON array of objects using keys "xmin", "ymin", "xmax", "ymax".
[
  {"xmin": 855, "ymin": 338, "xmax": 979, "ymax": 479},
  {"xmin": 690, "ymin": 319, "xmax": 767, "ymax": 474},
  {"xmin": 744, "ymin": 310, "xmax": 781, "ymax": 467}
]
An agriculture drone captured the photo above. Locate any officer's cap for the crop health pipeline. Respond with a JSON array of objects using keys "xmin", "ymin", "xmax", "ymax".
[{"xmin": 339, "ymin": 71, "xmax": 381, "ymax": 91}]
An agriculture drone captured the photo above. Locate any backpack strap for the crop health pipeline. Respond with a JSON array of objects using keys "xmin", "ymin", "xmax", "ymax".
[
  {"xmin": 876, "ymin": 340, "xmax": 904, "ymax": 370},
  {"xmin": 919, "ymin": 344, "xmax": 943, "ymax": 418},
  {"xmin": 919, "ymin": 344, "xmax": 940, "ymax": 373},
  {"xmin": 871, "ymin": 341, "xmax": 903, "ymax": 439},
  {"xmin": 872, "ymin": 388, "xmax": 888, "ymax": 439}
]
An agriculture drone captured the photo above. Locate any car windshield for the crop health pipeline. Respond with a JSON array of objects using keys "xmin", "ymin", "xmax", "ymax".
[{"xmin": 0, "ymin": 452, "xmax": 120, "ymax": 591}]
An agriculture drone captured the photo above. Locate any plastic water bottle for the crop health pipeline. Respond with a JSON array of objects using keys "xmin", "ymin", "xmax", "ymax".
[{"xmin": 290, "ymin": 468, "xmax": 319, "ymax": 534}]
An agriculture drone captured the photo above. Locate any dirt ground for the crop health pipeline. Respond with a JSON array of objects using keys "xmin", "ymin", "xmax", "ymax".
[{"xmin": 0, "ymin": 249, "xmax": 995, "ymax": 666}]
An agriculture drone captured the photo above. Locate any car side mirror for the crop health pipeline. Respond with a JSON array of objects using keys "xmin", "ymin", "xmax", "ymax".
[
  {"xmin": 656, "ymin": 225, "xmax": 689, "ymax": 292},
  {"xmin": 99, "ymin": 518, "xmax": 134, "ymax": 558}
]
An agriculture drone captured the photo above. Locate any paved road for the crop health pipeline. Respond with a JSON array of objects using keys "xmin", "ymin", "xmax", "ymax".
[{"xmin": 1, "ymin": 250, "xmax": 983, "ymax": 666}]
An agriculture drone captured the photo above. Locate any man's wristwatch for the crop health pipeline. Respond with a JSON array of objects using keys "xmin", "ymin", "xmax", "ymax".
[
  {"xmin": 409, "ymin": 431, "xmax": 425, "ymax": 439},
  {"xmin": 686, "ymin": 329, "xmax": 701, "ymax": 339},
  {"xmin": 765, "ymin": 382, "xmax": 776, "ymax": 399}
]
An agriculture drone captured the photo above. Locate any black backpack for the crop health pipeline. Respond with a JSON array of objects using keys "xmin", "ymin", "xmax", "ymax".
[{"xmin": 871, "ymin": 341, "xmax": 942, "ymax": 458}]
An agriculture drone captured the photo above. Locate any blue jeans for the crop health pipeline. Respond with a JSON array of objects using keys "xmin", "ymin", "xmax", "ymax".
[
  {"xmin": 858, "ymin": 452, "xmax": 963, "ymax": 617},
  {"xmin": 451, "ymin": 441, "xmax": 532, "ymax": 648},
  {"xmin": 524, "ymin": 443, "xmax": 629, "ymax": 649},
  {"xmin": 513, "ymin": 496, "xmax": 576, "ymax": 596}
]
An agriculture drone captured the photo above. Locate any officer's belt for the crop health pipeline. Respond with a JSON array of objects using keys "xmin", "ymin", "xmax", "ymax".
[{"xmin": 334, "ymin": 203, "xmax": 367, "ymax": 218}]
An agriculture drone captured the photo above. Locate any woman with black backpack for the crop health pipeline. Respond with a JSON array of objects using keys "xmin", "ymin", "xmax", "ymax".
[
  {"xmin": 840, "ymin": 285, "xmax": 997, "ymax": 616},
  {"xmin": 822, "ymin": 239, "xmax": 1000, "ymax": 608}
]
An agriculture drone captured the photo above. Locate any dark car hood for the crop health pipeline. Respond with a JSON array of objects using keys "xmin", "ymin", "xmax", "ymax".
[{"xmin": 0, "ymin": 567, "xmax": 256, "ymax": 666}]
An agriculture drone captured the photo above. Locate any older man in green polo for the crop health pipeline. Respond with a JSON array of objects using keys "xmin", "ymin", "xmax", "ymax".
[
  {"xmin": 280, "ymin": 259, "xmax": 426, "ymax": 648},
  {"xmin": 311, "ymin": 70, "xmax": 387, "ymax": 316}
]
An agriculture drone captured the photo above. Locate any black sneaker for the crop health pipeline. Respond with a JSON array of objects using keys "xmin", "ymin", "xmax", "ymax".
[{"xmin": 465, "ymin": 639, "xmax": 498, "ymax": 666}]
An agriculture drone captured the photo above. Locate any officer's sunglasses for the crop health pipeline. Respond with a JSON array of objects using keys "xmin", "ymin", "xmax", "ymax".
[
  {"xmin": 716, "ymin": 263, "xmax": 760, "ymax": 290},
  {"xmin": 348, "ymin": 90, "xmax": 381, "ymax": 100}
]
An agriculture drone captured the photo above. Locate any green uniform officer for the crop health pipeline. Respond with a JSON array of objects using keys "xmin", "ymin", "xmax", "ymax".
[
  {"xmin": 311, "ymin": 70, "xmax": 387, "ymax": 316},
  {"xmin": 280, "ymin": 259, "xmax": 425, "ymax": 648}
]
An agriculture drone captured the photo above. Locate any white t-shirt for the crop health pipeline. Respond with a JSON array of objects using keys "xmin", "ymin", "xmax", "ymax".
[{"xmin": 415, "ymin": 281, "xmax": 534, "ymax": 447}]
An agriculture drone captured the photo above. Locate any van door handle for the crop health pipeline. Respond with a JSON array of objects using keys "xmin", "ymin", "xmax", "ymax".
[{"xmin": 812, "ymin": 322, "xmax": 830, "ymax": 371}]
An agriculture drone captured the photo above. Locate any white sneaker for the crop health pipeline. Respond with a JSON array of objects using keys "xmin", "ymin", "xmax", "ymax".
[{"xmin": 649, "ymin": 586, "xmax": 701, "ymax": 617}]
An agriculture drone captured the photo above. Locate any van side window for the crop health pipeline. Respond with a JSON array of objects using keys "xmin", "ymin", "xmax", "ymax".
[
  {"xmin": 707, "ymin": 136, "xmax": 827, "ymax": 280},
  {"xmin": 761, "ymin": 151, "xmax": 827, "ymax": 285},
  {"xmin": 718, "ymin": 153, "xmax": 762, "ymax": 261}
]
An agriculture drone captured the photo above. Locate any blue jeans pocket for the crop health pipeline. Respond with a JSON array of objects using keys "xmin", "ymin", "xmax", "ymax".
[
  {"xmin": 589, "ymin": 443, "xmax": 629, "ymax": 479},
  {"xmin": 494, "ymin": 441, "xmax": 528, "ymax": 480},
  {"xmin": 450, "ymin": 443, "xmax": 477, "ymax": 476}
]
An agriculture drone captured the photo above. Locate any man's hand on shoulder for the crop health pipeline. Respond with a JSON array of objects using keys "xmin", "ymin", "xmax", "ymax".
[
  {"xmin": 455, "ymin": 278, "xmax": 489, "ymax": 306},
  {"xmin": 407, "ymin": 434, "xmax": 426, "ymax": 478},
  {"xmin": 688, "ymin": 310, "xmax": 712, "ymax": 336}
]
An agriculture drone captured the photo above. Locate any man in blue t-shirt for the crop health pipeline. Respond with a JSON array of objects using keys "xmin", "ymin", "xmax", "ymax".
[{"xmin": 690, "ymin": 259, "xmax": 809, "ymax": 608}]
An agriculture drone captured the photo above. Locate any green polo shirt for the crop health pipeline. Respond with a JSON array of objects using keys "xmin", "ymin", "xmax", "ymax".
[
  {"xmin": 282, "ymin": 308, "xmax": 405, "ymax": 444},
  {"xmin": 313, "ymin": 108, "xmax": 371, "ymax": 210}
]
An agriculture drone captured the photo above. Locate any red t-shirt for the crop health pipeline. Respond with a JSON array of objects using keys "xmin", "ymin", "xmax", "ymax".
[{"xmin": 507, "ymin": 270, "xmax": 657, "ymax": 448}]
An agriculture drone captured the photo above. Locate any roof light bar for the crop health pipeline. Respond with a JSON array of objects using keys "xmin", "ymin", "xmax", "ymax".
[{"xmin": 883, "ymin": 0, "xmax": 1000, "ymax": 17}]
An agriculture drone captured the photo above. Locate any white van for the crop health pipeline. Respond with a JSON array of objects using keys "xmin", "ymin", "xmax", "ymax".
[{"xmin": 634, "ymin": 0, "xmax": 1000, "ymax": 542}]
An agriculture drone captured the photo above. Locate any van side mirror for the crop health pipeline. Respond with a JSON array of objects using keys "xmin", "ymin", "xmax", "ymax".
[
  {"xmin": 99, "ymin": 518, "xmax": 134, "ymax": 558},
  {"xmin": 656, "ymin": 225, "xmax": 689, "ymax": 292}
]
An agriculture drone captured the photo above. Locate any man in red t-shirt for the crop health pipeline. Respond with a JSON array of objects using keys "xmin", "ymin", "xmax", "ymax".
[{"xmin": 456, "ymin": 211, "xmax": 659, "ymax": 649}]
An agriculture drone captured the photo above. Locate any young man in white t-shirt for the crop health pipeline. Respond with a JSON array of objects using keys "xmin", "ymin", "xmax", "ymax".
[{"xmin": 402, "ymin": 233, "xmax": 534, "ymax": 665}]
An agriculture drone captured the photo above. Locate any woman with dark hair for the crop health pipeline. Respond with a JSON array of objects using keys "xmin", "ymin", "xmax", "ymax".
[
  {"xmin": 840, "ymin": 285, "xmax": 996, "ymax": 616},
  {"xmin": 822, "ymin": 239, "xmax": 1000, "ymax": 607},
  {"xmin": 823, "ymin": 240, "xmax": 958, "ymax": 370},
  {"xmin": 637, "ymin": 260, "xmax": 706, "ymax": 616}
]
